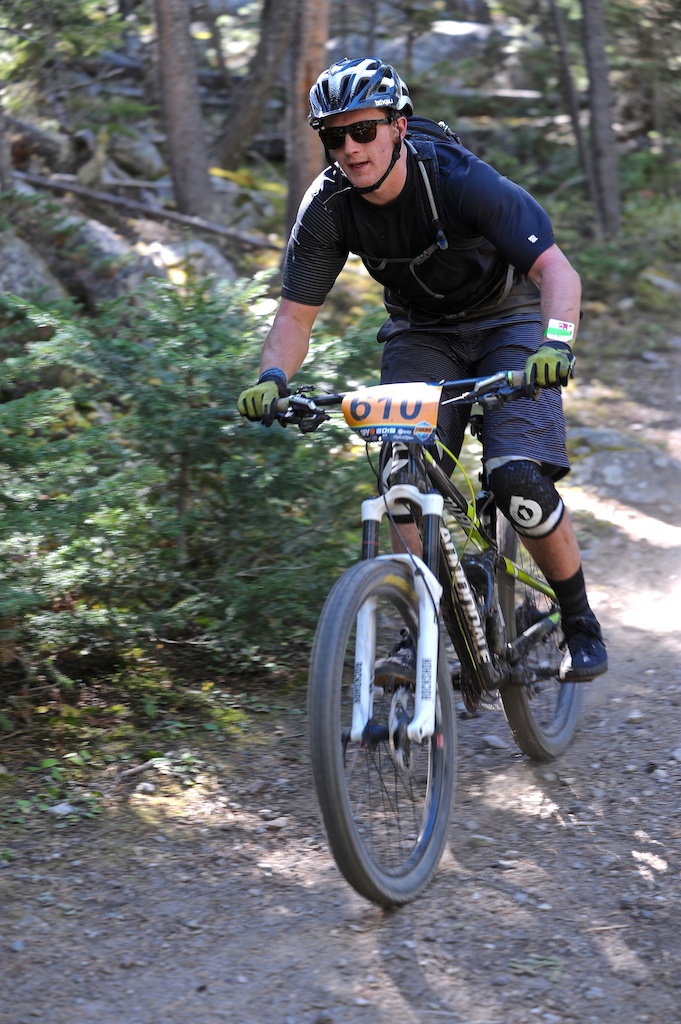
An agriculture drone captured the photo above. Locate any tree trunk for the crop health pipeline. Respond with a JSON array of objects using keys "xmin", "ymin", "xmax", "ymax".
[
  {"xmin": 367, "ymin": 0, "xmax": 378, "ymax": 53},
  {"xmin": 0, "ymin": 107, "xmax": 15, "ymax": 191},
  {"xmin": 284, "ymin": 0, "xmax": 330, "ymax": 237},
  {"xmin": 215, "ymin": 0, "xmax": 297, "ymax": 170},
  {"xmin": 202, "ymin": 4, "xmax": 231, "ymax": 91},
  {"xmin": 547, "ymin": 0, "xmax": 597, "ymax": 209},
  {"xmin": 153, "ymin": 0, "xmax": 213, "ymax": 218},
  {"xmin": 581, "ymin": 0, "xmax": 620, "ymax": 238},
  {"xmin": 337, "ymin": 0, "xmax": 349, "ymax": 52}
]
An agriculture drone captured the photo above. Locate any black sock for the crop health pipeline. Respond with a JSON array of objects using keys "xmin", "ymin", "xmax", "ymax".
[{"xmin": 546, "ymin": 566, "xmax": 591, "ymax": 622}]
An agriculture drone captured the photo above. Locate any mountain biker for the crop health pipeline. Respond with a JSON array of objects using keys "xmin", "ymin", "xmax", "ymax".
[{"xmin": 237, "ymin": 56, "xmax": 607, "ymax": 682}]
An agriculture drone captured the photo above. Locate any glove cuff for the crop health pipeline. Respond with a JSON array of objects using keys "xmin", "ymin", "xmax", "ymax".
[
  {"xmin": 258, "ymin": 367, "xmax": 289, "ymax": 396},
  {"xmin": 540, "ymin": 338, "xmax": 572, "ymax": 353}
]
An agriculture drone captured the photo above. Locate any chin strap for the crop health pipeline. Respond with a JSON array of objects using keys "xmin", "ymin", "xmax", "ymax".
[{"xmin": 354, "ymin": 134, "xmax": 403, "ymax": 195}]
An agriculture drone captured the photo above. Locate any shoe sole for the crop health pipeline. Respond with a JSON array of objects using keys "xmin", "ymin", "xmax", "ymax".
[{"xmin": 560, "ymin": 661, "xmax": 608, "ymax": 683}]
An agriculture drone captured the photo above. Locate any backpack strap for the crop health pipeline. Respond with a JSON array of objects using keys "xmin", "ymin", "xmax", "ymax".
[{"xmin": 404, "ymin": 137, "xmax": 448, "ymax": 255}]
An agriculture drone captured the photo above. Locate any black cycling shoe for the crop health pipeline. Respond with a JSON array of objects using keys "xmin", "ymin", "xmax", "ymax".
[
  {"xmin": 560, "ymin": 613, "xmax": 608, "ymax": 682},
  {"xmin": 374, "ymin": 630, "xmax": 416, "ymax": 687}
]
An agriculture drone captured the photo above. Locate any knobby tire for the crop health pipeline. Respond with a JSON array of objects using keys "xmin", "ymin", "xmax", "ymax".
[
  {"xmin": 497, "ymin": 517, "xmax": 583, "ymax": 760},
  {"xmin": 308, "ymin": 558, "xmax": 456, "ymax": 907}
]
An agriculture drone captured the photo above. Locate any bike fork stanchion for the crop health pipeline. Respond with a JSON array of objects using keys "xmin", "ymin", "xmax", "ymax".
[
  {"xmin": 350, "ymin": 597, "xmax": 377, "ymax": 743},
  {"xmin": 401, "ymin": 557, "xmax": 443, "ymax": 743},
  {"xmin": 350, "ymin": 488, "xmax": 445, "ymax": 744}
]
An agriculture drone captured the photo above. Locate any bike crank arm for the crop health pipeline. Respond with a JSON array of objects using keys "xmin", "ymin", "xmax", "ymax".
[{"xmin": 506, "ymin": 611, "xmax": 561, "ymax": 666}]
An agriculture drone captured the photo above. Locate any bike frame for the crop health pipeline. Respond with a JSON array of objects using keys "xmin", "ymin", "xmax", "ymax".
[{"xmin": 353, "ymin": 439, "xmax": 562, "ymax": 740}]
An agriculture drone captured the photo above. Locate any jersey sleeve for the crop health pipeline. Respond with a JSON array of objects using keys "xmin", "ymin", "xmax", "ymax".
[
  {"xmin": 451, "ymin": 156, "xmax": 555, "ymax": 274},
  {"xmin": 281, "ymin": 172, "xmax": 350, "ymax": 307}
]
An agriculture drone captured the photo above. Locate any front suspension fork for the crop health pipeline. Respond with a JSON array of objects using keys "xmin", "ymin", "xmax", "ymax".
[{"xmin": 351, "ymin": 486, "xmax": 445, "ymax": 744}]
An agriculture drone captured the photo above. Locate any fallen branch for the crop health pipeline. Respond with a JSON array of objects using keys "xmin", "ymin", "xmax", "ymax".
[
  {"xmin": 95, "ymin": 178, "xmax": 173, "ymax": 190},
  {"xmin": 118, "ymin": 758, "xmax": 158, "ymax": 779},
  {"xmin": 584, "ymin": 923, "xmax": 630, "ymax": 932},
  {"xmin": 52, "ymin": 67, "xmax": 128, "ymax": 96},
  {"xmin": 0, "ymin": 730, "xmax": 27, "ymax": 744},
  {"xmin": 12, "ymin": 170, "xmax": 281, "ymax": 250}
]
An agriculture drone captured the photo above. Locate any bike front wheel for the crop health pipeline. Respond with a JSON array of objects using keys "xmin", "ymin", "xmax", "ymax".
[
  {"xmin": 308, "ymin": 558, "xmax": 456, "ymax": 907},
  {"xmin": 497, "ymin": 518, "xmax": 583, "ymax": 761}
]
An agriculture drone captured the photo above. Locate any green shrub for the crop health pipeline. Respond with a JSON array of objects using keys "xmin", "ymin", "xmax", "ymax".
[{"xmin": 0, "ymin": 278, "xmax": 384, "ymax": 687}]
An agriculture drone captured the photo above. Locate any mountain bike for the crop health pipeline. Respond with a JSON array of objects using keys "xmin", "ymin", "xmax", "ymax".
[{"xmin": 276, "ymin": 371, "xmax": 582, "ymax": 906}]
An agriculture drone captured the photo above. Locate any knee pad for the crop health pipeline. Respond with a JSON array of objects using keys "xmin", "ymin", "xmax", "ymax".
[{"xmin": 488, "ymin": 460, "xmax": 564, "ymax": 539}]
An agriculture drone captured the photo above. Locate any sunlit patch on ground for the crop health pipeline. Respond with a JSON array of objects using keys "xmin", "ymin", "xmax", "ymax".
[{"xmin": 562, "ymin": 485, "xmax": 681, "ymax": 638}]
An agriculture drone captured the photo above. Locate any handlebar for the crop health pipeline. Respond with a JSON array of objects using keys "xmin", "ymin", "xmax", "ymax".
[{"xmin": 275, "ymin": 369, "xmax": 534, "ymax": 434}]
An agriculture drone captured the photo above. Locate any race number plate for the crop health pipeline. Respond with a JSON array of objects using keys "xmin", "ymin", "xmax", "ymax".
[{"xmin": 342, "ymin": 383, "xmax": 442, "ymax": 443}]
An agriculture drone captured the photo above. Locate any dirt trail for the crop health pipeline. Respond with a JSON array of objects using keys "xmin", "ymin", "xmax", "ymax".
[{"xmin": 1, "ymin": 352, "xmax": 680, "ymax": 1024}]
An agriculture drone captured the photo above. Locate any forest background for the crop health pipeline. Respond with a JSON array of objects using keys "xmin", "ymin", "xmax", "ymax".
[{"xmin": 0, "ymin": 0, "xmax": 679, "ymax": 787}]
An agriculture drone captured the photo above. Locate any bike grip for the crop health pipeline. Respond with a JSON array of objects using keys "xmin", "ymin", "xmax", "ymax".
[{"xmin": 274, "ymin": 397, "xmax": 290, "ymax": 413}]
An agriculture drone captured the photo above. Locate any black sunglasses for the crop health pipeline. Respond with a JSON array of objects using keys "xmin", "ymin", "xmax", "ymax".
[{"xmin": 319, "ymin": 117, "xmax": 393, "ymax": 150}]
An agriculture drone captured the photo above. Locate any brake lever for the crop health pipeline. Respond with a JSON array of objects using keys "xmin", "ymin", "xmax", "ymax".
[
  {"xmin": 298, "ymin": 410, "xmax": 331, "ymax": 433},
  {"xmin": 275, "ymin": 395, "xmax": 330, "ymax": 432}
]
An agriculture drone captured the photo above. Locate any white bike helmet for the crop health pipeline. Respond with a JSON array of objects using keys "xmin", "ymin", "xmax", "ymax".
[{"xmin": 308, "ymin": 57, "xmax": 413, "ymax": 129}]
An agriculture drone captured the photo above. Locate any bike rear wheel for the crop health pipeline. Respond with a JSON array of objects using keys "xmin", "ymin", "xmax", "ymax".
[
  {"xmin": 497, "ymin": 518, "xmax": 583, "ymax": 760},
  {"xmin": 308, "ymin": 558, "xmax": 456, "ymax": 906}
]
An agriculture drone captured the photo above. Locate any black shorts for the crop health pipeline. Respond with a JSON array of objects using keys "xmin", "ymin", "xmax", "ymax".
[{"xmin": 378, "ymin": 315, "xmax": 570, "ymax": 479}]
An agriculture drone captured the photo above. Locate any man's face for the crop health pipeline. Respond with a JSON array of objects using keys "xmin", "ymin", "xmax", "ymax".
[{"xmin": 321, "ymin": 108, "xmax": 404, "ymax": 191}]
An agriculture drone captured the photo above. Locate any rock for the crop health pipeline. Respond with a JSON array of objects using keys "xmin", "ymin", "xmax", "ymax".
[
  {"xmin": 481, "ymin": 733, "xmax": 507, "ymax": 749},
  {"xmin": 640, "ymin": 350, "xmax": 668, "ymax": 366},
  {"xmin": 62, "ymin": 215, "xmax": 164, "ymax": 305},
  {"xmin": 135, "ymin": 781, "xmax": 156, "ymax": 794},
  {"xmin": 139, "ymin": 238, "xmax": 236, "ymax": 283},
  {"xmin": 469, "ymin": 834, "xmax": 496, "ymax": 848},
  {"xmin": 373, "ymin": 21, "xmax": 494, "ymax": 76},
  {"xmin": 602, "ymin": 463, "xmax": 625, "ymax": 486},
  {"xmin": 265, "ymin": 816, "xmax": 289, "ymax": 831},
  {"xmin": 48, "ymin": 802, "xmax": 77, "ymax": 816},
  {"xmin": 0, "ymin": 228, "xmax": 68, "ymax": 301},
  {"xmin": 108, "ymin": 131, "xmax": 166, "ymax": 180},
  {"xmin": 5, "ymin": 114, "xmax": 77, "ymax": 173},
  {"xmin": 640, "ymin": 268, "xmax": 681, "ymax": 295}
]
